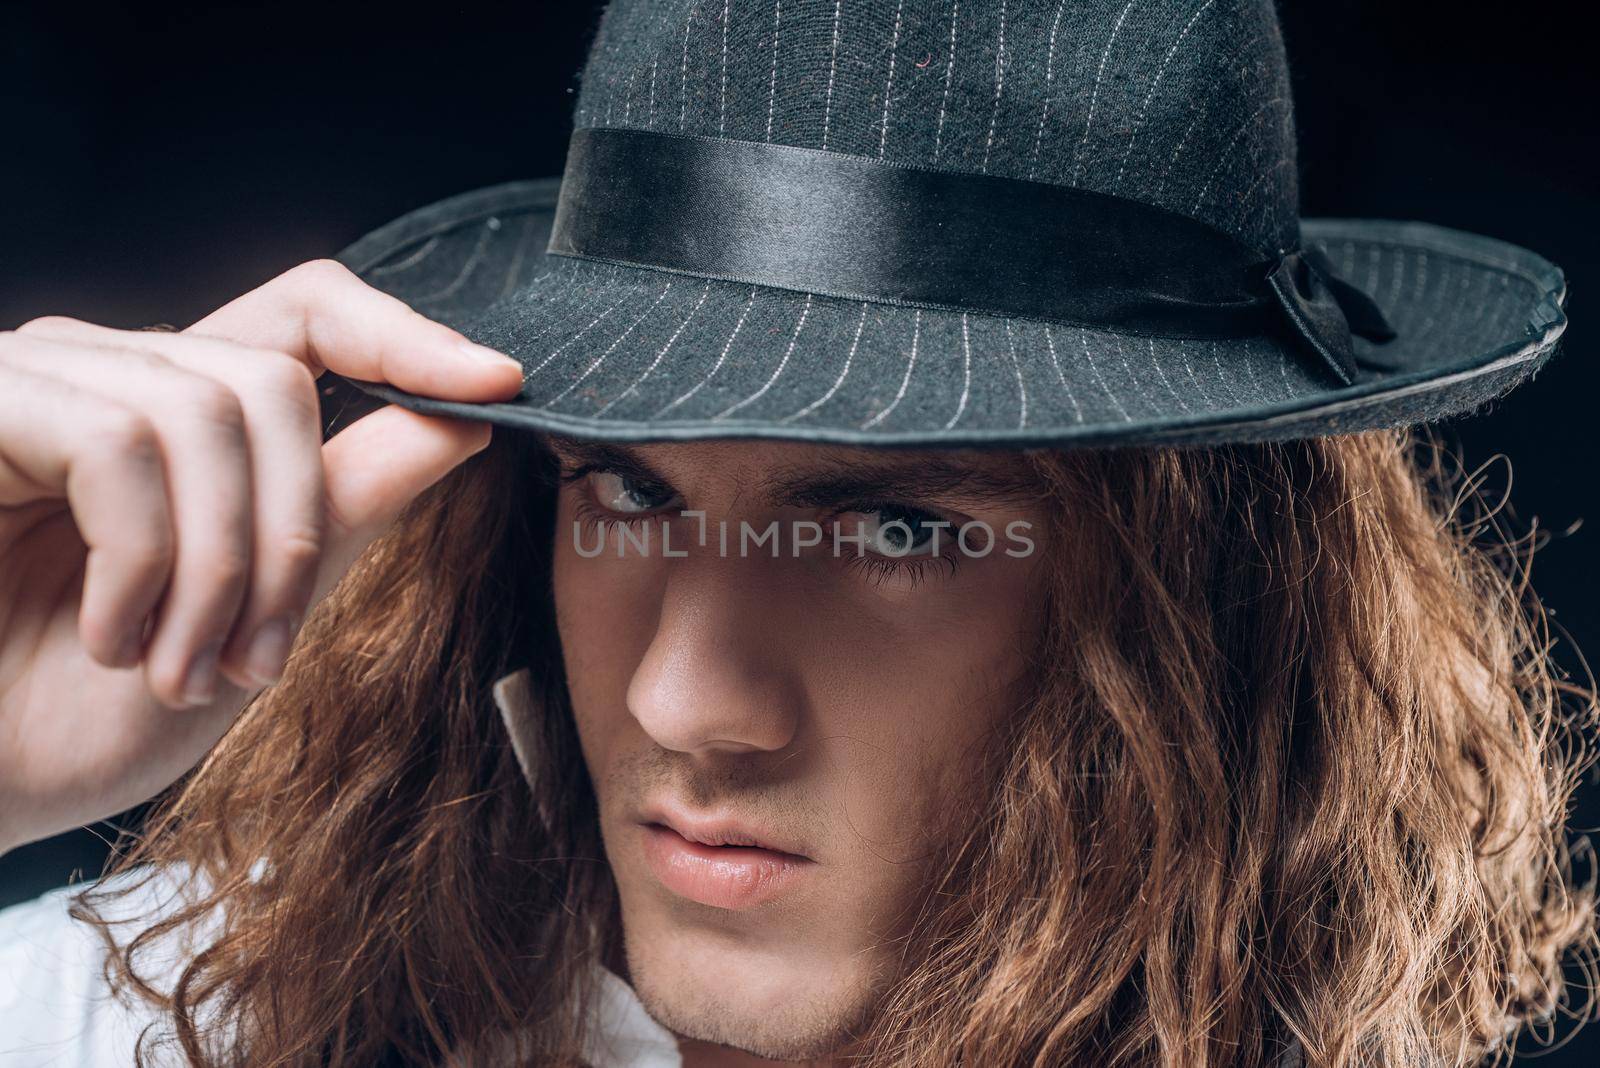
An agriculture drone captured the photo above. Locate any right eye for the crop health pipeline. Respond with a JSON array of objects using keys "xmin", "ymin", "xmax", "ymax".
[
  {"xmin": 839, "ymin": 503, "xmax": 946, "ymax": 556},
  {"xmin": 590, "ymin": 471, "xmax": 680, "ymax": 515}
]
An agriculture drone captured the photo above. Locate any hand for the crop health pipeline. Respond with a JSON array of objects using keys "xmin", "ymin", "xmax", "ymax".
[{"xmin": 0, "ymin": 259, "xmax": 524, "ymax": 855}]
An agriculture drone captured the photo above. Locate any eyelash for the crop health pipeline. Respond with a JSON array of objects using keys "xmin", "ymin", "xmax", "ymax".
[
  {"xmin": 556, "ymin": 464, "xmax": 965, "ymax": 587},
  {"xmin": 841, "ymin": 546, "xmax": 961, "ymax": 588}
]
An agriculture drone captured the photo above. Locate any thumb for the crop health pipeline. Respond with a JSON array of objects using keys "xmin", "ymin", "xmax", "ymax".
[{"xmin": 314, "ymin": 406, "xmax": 492, "ymax": 596}]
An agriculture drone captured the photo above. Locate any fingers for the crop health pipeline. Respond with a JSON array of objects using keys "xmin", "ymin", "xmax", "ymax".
[
  {"xmin": 5, "ymin": 328, "xmax": 255, "ymax": 706},
  {"xmin": 186, "ymin": 258, "xmax": 526, "ymax": 402},
  {"xmin": 13, "ymin": 319, "xmax": 326, "ymax": 691},
  {"xmin": 0, "ymin": 360, "xmax": 176, "ymax": 668},
  {"xmin": 313, "ymin": 405, "xmax": 492, "ymax": 597},
  {"xmin": 0, "ymin": 258, "xmax": 515, "ymax": 709}
]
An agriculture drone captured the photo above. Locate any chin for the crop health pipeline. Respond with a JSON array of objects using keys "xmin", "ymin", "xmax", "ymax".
[{"xmin": 621, "ymin": 910, "xmax": 885, "ymax": 1060}]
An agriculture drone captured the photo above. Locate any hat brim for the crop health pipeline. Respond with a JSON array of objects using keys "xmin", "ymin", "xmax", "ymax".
[{"xmin": 334, "ymin": 177, "xmax": 1567, "ymax": 448}]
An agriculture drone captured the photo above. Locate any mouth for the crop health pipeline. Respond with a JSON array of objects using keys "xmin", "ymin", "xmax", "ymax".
[{"xmin": 636, "ymin": 808, "xmax": 815, "ymax": 911}]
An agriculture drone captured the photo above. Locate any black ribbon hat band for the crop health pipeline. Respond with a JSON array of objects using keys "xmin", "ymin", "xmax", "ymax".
[{"xmin": 548, "ymin": 128, "xmax": 1398, "ymax": 388}]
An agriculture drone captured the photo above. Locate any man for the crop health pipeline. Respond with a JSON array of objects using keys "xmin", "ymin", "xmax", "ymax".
[{"xmin": 1, "ymin": 1, "xmax": 1593, "ymax": 1065}]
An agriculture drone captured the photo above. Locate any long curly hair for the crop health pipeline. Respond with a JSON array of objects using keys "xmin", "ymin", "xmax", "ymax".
[{"xmin": 74, "ymin": 425, "xmax": 1598, "ymax": 1067}]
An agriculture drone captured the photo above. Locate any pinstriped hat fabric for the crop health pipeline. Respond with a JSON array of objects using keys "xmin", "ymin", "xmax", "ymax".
[
  {"xmin": 576, "ymin": 0, "xmax": 1299, "ymax": 254},
  {"xmin": 336, "ymin": 1, "xmax": 1569, "ymax": 447}
]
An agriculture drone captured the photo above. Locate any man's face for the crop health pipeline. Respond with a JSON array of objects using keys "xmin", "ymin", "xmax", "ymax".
[{"xmin": 548, "ymin": 436, "xmax": 1046, "ymax": 1062}]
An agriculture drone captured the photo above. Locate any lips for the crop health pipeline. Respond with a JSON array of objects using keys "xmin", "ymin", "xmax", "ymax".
[{"xmin": 636, "ymin": 805, "xmax": 814, "ymax": 910}]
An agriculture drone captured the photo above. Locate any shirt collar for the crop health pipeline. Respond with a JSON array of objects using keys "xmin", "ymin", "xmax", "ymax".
[
  {"xmin": 491, "ymin": 667, "xmax": 543, "ymax": 798},
  {"xmin": 584, "ymin": 962, "xmax": 682, "ymax": 1068},
  {"xmin": 492, "ymin": 669, "xmax": 681, "ymax": 1066}
]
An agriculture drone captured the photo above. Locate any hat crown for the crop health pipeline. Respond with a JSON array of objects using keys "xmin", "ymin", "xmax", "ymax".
[{"xmin": 573, "ymin": 0, "xmax": 1300, "ymax": 257}]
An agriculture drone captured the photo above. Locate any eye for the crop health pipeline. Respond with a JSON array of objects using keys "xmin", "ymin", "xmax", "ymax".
[
  {"xmin": 590, "ymin": 471, "xmax": 679, "ymax": 515},
  {"xmin": 840, "ymin": 503, "xmax": 947, "ymax": 556},
  {"xmin": 834, "ymin": 502, "xmax": 967, "ymax": 589}
]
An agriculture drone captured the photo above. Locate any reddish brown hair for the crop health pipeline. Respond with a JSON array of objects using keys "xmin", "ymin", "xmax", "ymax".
[{"xmin": 78, "ymin": 426, "xmax": 1597, "ymax": 1066}]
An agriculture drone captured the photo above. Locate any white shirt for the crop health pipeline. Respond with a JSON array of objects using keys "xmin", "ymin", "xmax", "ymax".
[
  {"xmin": 0, "ymin": 867, "xmax": 681, "ymax": 1067},
  {"xmin": 1, "ymin": 667, "xmax": 1311, "ymax": 1065},
  {"xmin": 1, "ymin": 670, "xmax": 682, "ymax": 1066}
]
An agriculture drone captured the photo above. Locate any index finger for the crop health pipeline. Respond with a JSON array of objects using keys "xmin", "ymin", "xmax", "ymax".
[{"xmin": 183, "ymin": 259, "xmax": 525, "ymax": 402}]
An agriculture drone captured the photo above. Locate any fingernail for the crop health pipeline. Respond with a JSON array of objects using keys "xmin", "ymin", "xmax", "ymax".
[
  {"xmin": 182, "ymin": 642, "xmax": 223, "ymax": 706},
  {"xmin": 243, "ymin": 616, "xmax": 294, "ymax": 686},
  {"xmin": 454, "ymin": 338, "xmax": 522, "ymax": 374}
]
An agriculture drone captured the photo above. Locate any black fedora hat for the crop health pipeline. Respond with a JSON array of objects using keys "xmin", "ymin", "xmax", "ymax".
[{"xmin": 335, "ymin": 0, "xmax": 1568, "ymax": 448}]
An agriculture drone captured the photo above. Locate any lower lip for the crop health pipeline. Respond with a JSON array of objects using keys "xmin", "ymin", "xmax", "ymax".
[{"xmin": 640, "ymin": 823, "xmax": 811, "ymax": 910}]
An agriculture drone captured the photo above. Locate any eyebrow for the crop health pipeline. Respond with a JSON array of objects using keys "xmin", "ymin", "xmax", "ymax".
[{"xmin": 542, "ymin": 437, "xmax": 1044, "ymax": 511}]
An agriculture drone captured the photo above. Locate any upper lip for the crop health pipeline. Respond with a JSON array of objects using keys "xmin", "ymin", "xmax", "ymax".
[{"xmin": 639, "ymin": 800, "xmax": 812, "ymax": 860}]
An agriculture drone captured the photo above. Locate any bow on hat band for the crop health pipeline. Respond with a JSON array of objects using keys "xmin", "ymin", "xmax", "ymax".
[{"xmin": 547, "ymin": 128, "xmax": 1399, "ymax": 388}]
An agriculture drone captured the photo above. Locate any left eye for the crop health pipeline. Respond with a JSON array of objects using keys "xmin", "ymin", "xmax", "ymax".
[
  {"xmin": 845, "ymin": 505, "xmax": 945, "ymax": 555},
  {"xmin": 592, "ymin": 471, "xmax": 678, "ymax": 514}
]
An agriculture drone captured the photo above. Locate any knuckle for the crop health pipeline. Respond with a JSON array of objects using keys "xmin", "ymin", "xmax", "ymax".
[
  {"xmin": 14, "ymin": 315, "xmax": 82, "ymax": 336},
  {"xmin": 108, "ymin": 345, "xmax": 169, "ymax": 374},
  {"xmin": 321, "ymin": 492, "xmax": 360, "ymax": 542},
  {"xmin": 273, "ymin": 528, "xmax": 324, "ymax": 584},
  {"xmin": 279, "ymin": 527, "xmax": 323, "ymax": 564},
  {"xmin": 123, "ymin": 525, "xmax": 177, "ymax": 578},
  {"xmin": 183, "ymin": 379, "xmax": 248, "ymax": 436},
  {"xmin": 199, "ymin": 539, "xmax": 253, "ymax": 590},
  {"xmin": 96, "ymin": 407, "xmax": 161, "ymax": 461},
  {"xmin": 248, "ymin": 351, "xmax": 318, "ymax": 407},
  {"xmin": 286, "ymin": 258, "xmax": 356, "ymax": 291}
]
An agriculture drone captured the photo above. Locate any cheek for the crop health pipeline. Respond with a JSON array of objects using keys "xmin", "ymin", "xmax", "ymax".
[
  {"xmin": 804, "ymin": 570, "xmax": 1040, "ymax": 858},
  {"xmin": 550, "ymin": 517, "xmax": 662, "ymax": 771},
  {"xmin": 822, "ymin": 559, "xmax": 1036, "ymax": 725},
  {"xmin": 774, "ymin": 615, "xmax": 1033, "ymax": 951}
]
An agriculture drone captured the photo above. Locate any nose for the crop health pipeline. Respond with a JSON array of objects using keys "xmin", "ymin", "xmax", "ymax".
[{"xmin": 625, "ymin": 553, "xmax": 805, "ymax": 755}]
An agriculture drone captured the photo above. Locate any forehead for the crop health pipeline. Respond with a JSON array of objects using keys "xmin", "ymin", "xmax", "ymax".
[{"xmin": 541, "ymin": 433, "xmax": 1047, "ymax": 510}]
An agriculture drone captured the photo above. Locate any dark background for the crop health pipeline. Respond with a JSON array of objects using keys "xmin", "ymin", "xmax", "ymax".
[{"xmin": 2, "ymin": 1, "xmax": 1596, "ymax": 1060}]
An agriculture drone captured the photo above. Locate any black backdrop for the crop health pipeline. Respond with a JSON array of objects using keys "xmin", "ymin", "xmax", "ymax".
[{"xmin": 2, "ymin": 2, "xmax": 1597, "ymax": 1060}]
